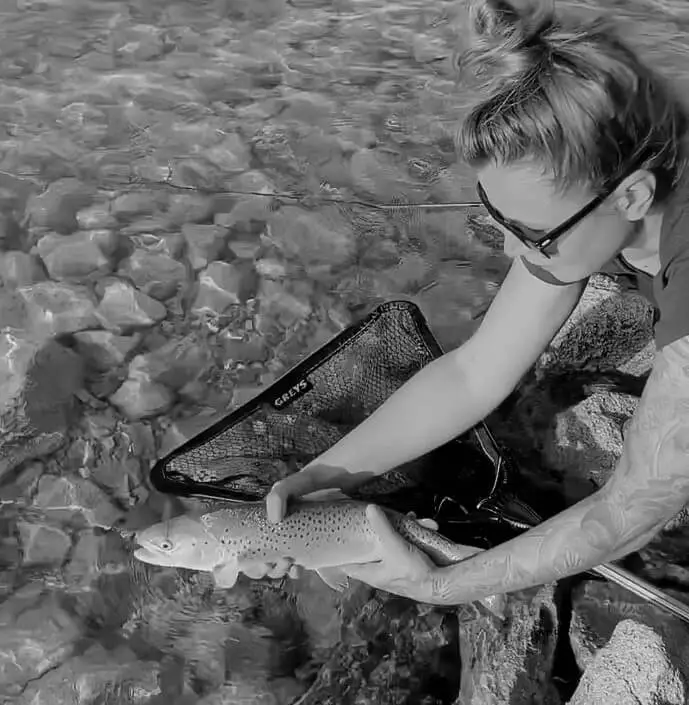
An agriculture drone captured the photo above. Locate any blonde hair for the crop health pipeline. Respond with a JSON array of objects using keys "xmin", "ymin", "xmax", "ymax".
[{"xmin": 456, "ymin": 0, "xmax": 688, "ymax": 202}]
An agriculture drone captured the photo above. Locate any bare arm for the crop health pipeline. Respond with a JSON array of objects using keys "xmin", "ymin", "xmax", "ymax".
[
  {"xmin": 299, "ymin": 258, "xmax": 585, "ymax": 488},
  {"xmin": 427, "ymin": 335, "xmax": 689, "ymax": 605}
]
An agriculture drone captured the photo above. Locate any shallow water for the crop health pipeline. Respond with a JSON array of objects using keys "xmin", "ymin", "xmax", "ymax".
[{"xmin": 1, "ymin": 0, "xmax": 688, "ymax": 703}]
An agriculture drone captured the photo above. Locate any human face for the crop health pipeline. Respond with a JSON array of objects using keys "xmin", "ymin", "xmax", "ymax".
[{"xmin": 477, "ymin": 162, "xmax": 643, "ymax": 284}]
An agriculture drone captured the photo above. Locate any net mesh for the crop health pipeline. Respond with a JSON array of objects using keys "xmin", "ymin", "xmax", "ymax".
[{"xmin": 150, "ymin": 300, "xmax": 499, "ymax": 509}]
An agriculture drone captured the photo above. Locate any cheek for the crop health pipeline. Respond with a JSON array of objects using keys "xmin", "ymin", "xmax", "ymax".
[{"xmin": 561, "ymin": 218, "xmax": 627, "ymax": 265}]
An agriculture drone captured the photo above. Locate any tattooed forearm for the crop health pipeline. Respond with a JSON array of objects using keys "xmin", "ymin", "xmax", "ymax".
[{"xmin": 429, "ymin": 336, "xmax": 689, "ymax": 607}]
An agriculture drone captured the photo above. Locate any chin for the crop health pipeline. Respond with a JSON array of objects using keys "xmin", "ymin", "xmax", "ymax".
[{"xmin": 134, "ymin": 547, "xmax": 186, "ymax": 568}]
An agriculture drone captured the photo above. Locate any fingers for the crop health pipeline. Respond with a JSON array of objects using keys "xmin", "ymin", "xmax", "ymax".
[
  {"xmin": 241, "ymin": 563, "xmax": 271, "ymax": 579},
  {"xmin": 239, "ymin": 558, "xmax": 302, "ymax": 581}
]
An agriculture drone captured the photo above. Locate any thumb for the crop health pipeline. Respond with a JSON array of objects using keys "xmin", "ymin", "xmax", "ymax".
[
  {"xmin": 342, "ymin": 506, "xmax": 416, "ymax": 584},
  {"xmin": 366, "ymin": 505, "xmax": 415, "ymax": 558},
  {"xmin": 266, "ymin": 469, "xmax": 323, "ymax": 523}
]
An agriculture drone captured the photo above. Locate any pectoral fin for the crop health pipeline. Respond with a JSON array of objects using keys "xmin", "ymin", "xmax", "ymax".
[
  {"xmin": 315, "ymin": 566, "xmax": 351, "ymax": 592},
  {"xmin": 212, "ymin": 561, "xmax": 240, "ymax": 589}
]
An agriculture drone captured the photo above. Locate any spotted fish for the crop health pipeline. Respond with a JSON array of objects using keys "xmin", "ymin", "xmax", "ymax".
[{"xmin": 134, "ymin": 499, "xmax": 506, "ymax": 617}]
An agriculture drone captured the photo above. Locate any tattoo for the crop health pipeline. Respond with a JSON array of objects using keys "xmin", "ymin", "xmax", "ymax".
[{"xmin": 432, "ymin": 336, "xmax": 689, "ymax": 606}]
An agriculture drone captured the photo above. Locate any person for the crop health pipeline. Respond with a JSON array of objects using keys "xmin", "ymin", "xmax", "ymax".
[{"xmin": 239, "ymin": 0, "xmax": 689, "ymax": 606}]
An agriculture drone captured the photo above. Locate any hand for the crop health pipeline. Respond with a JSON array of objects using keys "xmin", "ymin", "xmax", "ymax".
[
  {"xmin": 266, "ymin": 464, "xmax": 352, "ymax": 523},
  {"xmin": 238, "ymin": 557, "xmax": 301, "ymax": 581},
  {"xmin": 238, "ymin": 465, "xmax": 353, "ymax": 582},
  {"xmin": 338, "ymin": 505, "xmax": 441, "ymax": 603}
]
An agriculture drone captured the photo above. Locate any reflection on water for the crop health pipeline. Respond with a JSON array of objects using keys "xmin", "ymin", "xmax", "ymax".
[{"xmin": 1, "ymin": 0, "xmax": 688, "ymax": 702}]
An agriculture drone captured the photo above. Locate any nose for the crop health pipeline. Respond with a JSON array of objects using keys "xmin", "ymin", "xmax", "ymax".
[{"xmin": 502, "ymin": 231, "xmax": 530, "ymax": 259}]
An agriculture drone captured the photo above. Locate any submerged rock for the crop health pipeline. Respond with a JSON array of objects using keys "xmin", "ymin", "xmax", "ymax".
[
  {"xmin": 182, "ymin": 223, "xmax": 229, "ymax": 270},
  {"xmin": 26, "ymin": 178, "xmax": 95, "ymax": 233},
  {"xmin": 35, "ymin": 230, "xmax": 117, "ymax": 280},
  {"xmin": 76, "ymin": 202, "xmax": 118, "ymax": 230},
  {"xmin": 18, "ymin": 281, "xmax": 99, "ymax": 336},
  {"xmin": 33, "ymin": 474, "xmax": 124, "ymax": 529},
  {"xmin": 192, "ymin": 261, "xmax": 254, "ymax": 316},
  {"xmin": 0, "ymin": 251, "xmax": 46, "ymax": 288},
  {"xmin": 200, "ymin": 132, "xmax": 251, "ymax": 174},
  {"xmin": 109, "ymin": 377, "xmax": 175, "ymax": 420},
  {"xmin": 166, "ymin": 192, "xmax": 215, "ymax": 225},
  {"xmin": 16, "ymin": 520, "xmax": 71, "ymax": 566},
  {"xmin": 118, "ymin": 249, "xmax": 189, "ymax": 300},
  {"xmin": 72, "ymin": 330, "xmax": 138, "ymax": 371},
  {"xmin": 127, "ymin": 335, "xmax": 212, "ymax": 391},
  {"xmin": 96, "ymin": 279, "xmax": 168, "ymax": 332},
  {"xmin": 111, "ymin": 191, "xmax": 164, "ymax": 219},
  {"xmin": 267, "ymin": 206, "xmax": 356, "ymax": 267},
  {"xmin": 257, "ymin": 279, "xmax": 313, "ymax": 329},
  {"xmin": 0, "ymin": 337, "xmax": 83, "ymax": 480},
  {"xmin": 16, "ymin": 643, "xmax": 160, "ymax": 705},
  {"xmin": 0, "ymin": 590, "xmax": 81, "ymax": 697}
]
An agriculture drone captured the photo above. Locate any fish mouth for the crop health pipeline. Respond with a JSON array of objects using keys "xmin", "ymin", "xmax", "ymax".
[{"xmin": 133, "ymin": 545, "xmax": 172, "ymax": 566}]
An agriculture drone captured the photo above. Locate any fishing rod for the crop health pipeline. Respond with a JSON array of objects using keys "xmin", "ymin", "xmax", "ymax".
[{"xmin": 592, "ymin": 562, "xmax": 689, "ymax": 625}]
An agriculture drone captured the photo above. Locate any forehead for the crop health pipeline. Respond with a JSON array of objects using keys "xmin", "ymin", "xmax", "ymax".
[{"xmin": 478, "ymin": 162, "xmax": 588, "ymax": 224}]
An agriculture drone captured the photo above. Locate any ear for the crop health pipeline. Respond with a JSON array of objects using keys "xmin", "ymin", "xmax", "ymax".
[{"xmin": 616, "ymin": 169, "xmax": 656, "ymax": 221}]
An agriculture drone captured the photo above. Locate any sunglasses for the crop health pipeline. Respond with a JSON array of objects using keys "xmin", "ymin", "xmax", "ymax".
[{"xmin": 476, "ymin": 171, "xmax": 632, "ymax": 259}]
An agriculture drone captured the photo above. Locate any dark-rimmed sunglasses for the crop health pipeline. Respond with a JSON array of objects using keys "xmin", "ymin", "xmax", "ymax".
[{"xmin": 476, "ymin": 170, "xmax": 632, "ymax": 259}]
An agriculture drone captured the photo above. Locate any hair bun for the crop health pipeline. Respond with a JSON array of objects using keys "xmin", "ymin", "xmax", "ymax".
[{"xmin": 455, "ymin": 0, "xmax": 555, "ymax": 83}]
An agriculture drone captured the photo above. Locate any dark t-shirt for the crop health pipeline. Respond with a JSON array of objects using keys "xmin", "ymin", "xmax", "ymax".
[{"xmin": 521, "ymin": 170, "xmax": 689, "ymax": 349}]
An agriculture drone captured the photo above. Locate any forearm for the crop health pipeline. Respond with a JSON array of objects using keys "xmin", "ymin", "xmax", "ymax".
[
  {"xmin": 428, "ymin": 484, "xmax": 658, "ymax": 606},
  {"xmin": 307, "ymin": 350, "xmax": 506, "ymax": 482},
  {"xmin": 427, "ymin": 337, "xmax": 689, "ymax": 607}
]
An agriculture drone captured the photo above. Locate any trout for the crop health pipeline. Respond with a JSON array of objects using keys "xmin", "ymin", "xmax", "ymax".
[{"xmin": 134, "ymin": 499, "xmax": 506, "ymax": 617}]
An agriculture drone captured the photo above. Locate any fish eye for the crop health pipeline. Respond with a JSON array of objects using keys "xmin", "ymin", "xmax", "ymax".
[{"xmin": 159, "ymin": 539, "xmax": 174, "ymax": 551}]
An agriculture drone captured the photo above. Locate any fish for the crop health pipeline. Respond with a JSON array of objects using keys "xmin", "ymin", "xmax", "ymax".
[{"xmin": 134, "ymin": 499, "xmax": 506, "ymax": 619}]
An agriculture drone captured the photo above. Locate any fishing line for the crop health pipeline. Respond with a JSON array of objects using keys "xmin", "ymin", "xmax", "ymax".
[
  {"xmin": 161, "ymin": 494, "xmax": 176, "ymax": 548},
  {"xmin": 0, "ymin": 167, "xmax": 484, "ymax": 216},
  {"xmin": 128, "ymin": 166, "xmax": 485, "ymax": 214},
  {"xmin": 156, "ymin": 180, "xmax": 484, "ymax": 215}
]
